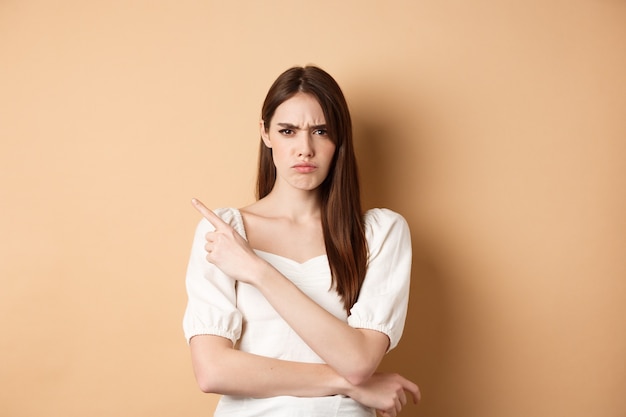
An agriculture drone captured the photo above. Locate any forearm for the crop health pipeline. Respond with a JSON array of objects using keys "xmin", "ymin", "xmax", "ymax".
[
  {"xmin": 190, "ymin": 335, "xmax": 351, "ymax": 398},
  {"xmin": 253, "ymin": 262, "xmax": 388, "ymax": 384},
  {"xmin": 190, "ymin": 334, "xmax": 421, "ymax": 416}
]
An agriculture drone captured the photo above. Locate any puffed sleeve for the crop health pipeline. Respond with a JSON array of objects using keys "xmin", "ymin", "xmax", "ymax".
[
  {"xmin": 182, "ymin": 208, "xmax": 243, "ymax": 345},
  {"xmin": 347, "ymin": 208, "xmax": 412, "ymax": 351}
]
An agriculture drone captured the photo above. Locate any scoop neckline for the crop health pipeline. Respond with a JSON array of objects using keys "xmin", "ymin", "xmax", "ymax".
[{"xmin": 230, "ymin": 207, "xmax": 328, "ymax": 265}]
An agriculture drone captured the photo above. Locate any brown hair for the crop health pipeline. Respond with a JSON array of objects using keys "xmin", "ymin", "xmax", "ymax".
[{"xmin": 257, "ymin": 65, "xmax": 368, "ymax": 312}]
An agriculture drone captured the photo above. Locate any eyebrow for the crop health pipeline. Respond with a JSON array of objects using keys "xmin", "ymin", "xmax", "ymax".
[{"xmin": 277, "ymin": 122, "xmax": 327, "ymax": 130}]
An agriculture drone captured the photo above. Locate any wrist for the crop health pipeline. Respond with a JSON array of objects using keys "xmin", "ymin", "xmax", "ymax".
[
  {"xmin": 250, "ymin": 257, "xmax": 285, "ymax": 290},
  {"xmin": 247, "ymin": 256, "xmax": 274, "ymax": 287},
  {"xmin": 334, "ymin": 372, "xmax": 355, "ymax": 398}
]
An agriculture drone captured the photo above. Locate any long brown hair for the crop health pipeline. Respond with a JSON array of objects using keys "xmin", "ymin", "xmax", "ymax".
[{"xmin": 257, "ymin": 65, "xmax": 368, "ymax": 312}]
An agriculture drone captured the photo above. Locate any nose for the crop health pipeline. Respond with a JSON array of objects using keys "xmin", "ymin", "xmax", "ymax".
[{"xmin": 298, "ymin": 133, "xmax": 314, "ymax": 158}]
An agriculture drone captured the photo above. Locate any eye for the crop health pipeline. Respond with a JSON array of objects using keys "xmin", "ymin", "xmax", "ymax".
[
  {"xmin": 313, "ymin": 129, "xmax": 328, "ymax": 136},
  {"xmin": 278, "ymin": 129, "xmax": 295, "ymax": 135}
]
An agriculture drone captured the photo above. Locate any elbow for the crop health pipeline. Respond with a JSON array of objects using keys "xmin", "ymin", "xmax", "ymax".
[
  {"xmin": 342, "ymin": 363, "xmax": 378, "ymax": 386},
  {"xmin": 195, "ymin": 370, "xmax": 222, "ymax": 394},
  {"xmin": 193, "ymin": 357, "xmax": 229, "ymax": 394},
  {"xmin": 189, "ymin": 335, "xmax": 234, "ymax": 394},
  {"xmin": 345, "ymin": 374, "xmax": 369, "ymax": 387},
  {"xmin": 341, "ymin": 332, "xmax": 389, "ymax": 386},
  {"xmin": 344, "ymin": 372, "xmax": 373, "ymax": 387},
  {"xmin": 196, "ymin": 376, "xmax": 213, "ymax": 394},
  {"xmin": 197, "ymin": 381, "xmax": 216, "ymax": 394}
]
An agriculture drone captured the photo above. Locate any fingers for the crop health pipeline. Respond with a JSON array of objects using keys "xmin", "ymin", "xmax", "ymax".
[
  {"xmin": 406, "ymin": 380, "xmax": 421, "ymax": 404},
  {"xmin": 395, "ymin": 374, "xmax": 420, "ymax": 405},
  {"xmin": 191, "ymin": 198, "xmax": 228, "ymax": 230},
  {"xmin": 384, "ymin": 378, "xmax": 420, "ymax": 416},
  {"xmin": 392, "ymin": 386, "xmax": 407, "ymax": 416},
  {"xmin": 394, "ymin": 396, "xmax": 402, "ymax": 415},
  {"xmin": 398, "ymin": 389, "xmax": 407, "ymax": 407}
]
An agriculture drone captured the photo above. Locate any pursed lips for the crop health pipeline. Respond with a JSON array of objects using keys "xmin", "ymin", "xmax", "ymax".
[{"xmin": 292, "ymin": 163, "xmax": 317, "ymax": 173}]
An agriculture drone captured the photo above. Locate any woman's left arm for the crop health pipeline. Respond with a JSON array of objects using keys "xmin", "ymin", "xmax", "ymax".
[
  {"xmin": 254, "ymin": 264, "xmax": 390, "ymax": 385},
  {"xmin": 192, "ymin": 199, "xmax": 410, "ymax": 386}
]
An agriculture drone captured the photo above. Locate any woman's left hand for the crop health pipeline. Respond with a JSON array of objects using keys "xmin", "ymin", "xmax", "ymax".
[
  {"xmin": 347, "ymin": 372, "xmax": 420, "ymax": 417},
  {"xmin": 192, "ymin": 198, "xmax": 265, "ymax": 284}
]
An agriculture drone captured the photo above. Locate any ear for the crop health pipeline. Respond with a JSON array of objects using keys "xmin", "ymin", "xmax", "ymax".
[{"xmin": 260, "ymin": 120, "xmax": 271, "ymax": 148}]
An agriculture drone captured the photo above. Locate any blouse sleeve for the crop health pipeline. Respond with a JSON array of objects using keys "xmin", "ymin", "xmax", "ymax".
[
  {"xmin": 182, "ymin": 208, "xmax": 243, "ymax": 345},
  {"xmin": 347, "ymin": 208, "xmax": 412, "ymax": 351}
]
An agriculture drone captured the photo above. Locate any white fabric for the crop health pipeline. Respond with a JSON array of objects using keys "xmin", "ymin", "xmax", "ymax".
[{"xmin": 183, "ymin": 207, "xmax": 412, "ymax": 417}]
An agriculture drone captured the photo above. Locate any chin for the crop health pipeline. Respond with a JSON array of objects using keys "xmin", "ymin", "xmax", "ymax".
[{"xmin": 292, "ymin": 182, "xmax": 323, "ymax": 192}]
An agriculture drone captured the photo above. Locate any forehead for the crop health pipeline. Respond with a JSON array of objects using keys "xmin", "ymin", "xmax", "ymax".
[{"xmin": 271, "ymin": 93, "xmax": 325, "ymax": 125}]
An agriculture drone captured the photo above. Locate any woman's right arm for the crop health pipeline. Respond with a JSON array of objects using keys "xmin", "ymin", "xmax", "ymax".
[
  {"xmin": 184, "ymin": 214, "xmax": 345, "ymax": 398},
  {"xmin": 189, "ymin": 334, "xmax": 419, "ymax": 416},
  {"xmin": 189, "ymin": 334, "xmax": 346, "ymax": 397}
]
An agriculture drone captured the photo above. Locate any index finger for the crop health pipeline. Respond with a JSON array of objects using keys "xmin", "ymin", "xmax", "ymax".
[{"xmin": 191, "ymin": 198, "xmax": 228, "ymax": 230}]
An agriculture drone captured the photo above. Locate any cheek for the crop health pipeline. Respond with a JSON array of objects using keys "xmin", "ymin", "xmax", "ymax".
[
  {"xmin": 322, "ymin": 143, "xmax": 337, "ymax": 162},
  {"xmin": 270, "ymin": 146, "xmax": 289, "ymax": 166}
]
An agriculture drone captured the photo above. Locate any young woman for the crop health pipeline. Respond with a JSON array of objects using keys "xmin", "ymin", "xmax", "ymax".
[{"xmin": 183, "ymin": 66, "xmax": 419, "ymax": 417}]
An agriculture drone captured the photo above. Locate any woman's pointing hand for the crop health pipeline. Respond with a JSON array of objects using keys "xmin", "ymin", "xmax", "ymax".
[{"xmin": 192, "ymin": 198, "xmax": 265, "ymax": 284}]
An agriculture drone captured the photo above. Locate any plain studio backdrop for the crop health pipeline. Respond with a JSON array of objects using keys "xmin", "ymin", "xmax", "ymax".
[{"xmin": 1, "ymin": 1, "xmax": 624, "ymax": 416}]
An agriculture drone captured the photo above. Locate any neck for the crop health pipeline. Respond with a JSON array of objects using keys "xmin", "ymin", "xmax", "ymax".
[{"xmin": 263, "ymin": 185, "xmax": 323, "ymax": 222}]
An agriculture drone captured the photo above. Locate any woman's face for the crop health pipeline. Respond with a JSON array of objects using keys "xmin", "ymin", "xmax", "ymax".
[{"xmin": 261, "ymin": 93, "xmax": 336, "ymax": 193}]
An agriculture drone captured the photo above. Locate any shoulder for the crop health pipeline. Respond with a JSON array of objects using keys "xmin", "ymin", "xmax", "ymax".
[
  {"xmin": 363, "ymin": 208, "xmax": 411, "ymax": 254},
  {"xmin": 364, "ymin": 208, "xmax": 409, "ymax": 233},
  {"xmin": 196, "ymin": 207, "xmax": 246, "ymax": 237}
]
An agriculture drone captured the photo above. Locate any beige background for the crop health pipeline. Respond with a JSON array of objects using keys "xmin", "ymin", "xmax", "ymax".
[{"xmin": 1, "ymin": 1, "xmax": 625, "ymax": 416}]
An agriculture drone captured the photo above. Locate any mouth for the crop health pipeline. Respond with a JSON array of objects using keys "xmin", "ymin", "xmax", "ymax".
[{"xmin": 292, "ymin": 163, "xmax": 317, "ymax": 173}]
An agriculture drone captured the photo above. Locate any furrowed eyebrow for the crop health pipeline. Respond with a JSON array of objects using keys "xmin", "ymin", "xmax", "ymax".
[
  {"xmin": 277, "ymin": 123, "xmax": 327, "ymax": 130},
  {"xmin": 277, "ymin": 123, "xmax": 299, "ymax": 129}
]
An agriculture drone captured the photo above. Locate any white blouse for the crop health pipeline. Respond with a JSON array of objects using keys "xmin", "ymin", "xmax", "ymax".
[{"xmin": 183, "ymin": 207, "xmax": 412, "ymax": 417}]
